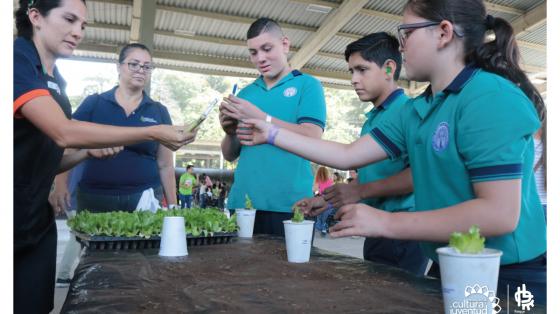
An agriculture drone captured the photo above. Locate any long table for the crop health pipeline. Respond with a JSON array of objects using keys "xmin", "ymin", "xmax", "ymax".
[{"xmin": 61, "ymin": 236, "xmax": 444, "ymax": 313}]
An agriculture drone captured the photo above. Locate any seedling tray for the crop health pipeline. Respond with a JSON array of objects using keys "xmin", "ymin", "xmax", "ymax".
[{"xmin": 73, "ymin": 231, "xmax": 237, "ymax": 250}]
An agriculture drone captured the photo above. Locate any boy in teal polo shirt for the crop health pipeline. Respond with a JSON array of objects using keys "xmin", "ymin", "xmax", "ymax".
[
  {"xmin": 294, "ymin": 33, "xmax": 428, "ymax": 276},
  {"xmin": 178, "ymin": 165, "xmax": 196, "ymax": 208},
  {"xmin": 235, "ymin": 1, "xmax": 546, "ymax": 303},
  {"xmin": 220, "ymin": 18, "xmax": 326, "ymax": 236}
]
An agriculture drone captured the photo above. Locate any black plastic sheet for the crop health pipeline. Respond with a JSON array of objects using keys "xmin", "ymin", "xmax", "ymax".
[{"xmin": 62, "ymin": 236, "xmax": 445, "ymax": 313}]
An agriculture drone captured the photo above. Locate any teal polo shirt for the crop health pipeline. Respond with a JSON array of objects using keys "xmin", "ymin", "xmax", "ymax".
[
  {"xmin": 370, "ymin": 66, "xmax": 546, "ymax": 265},
  {"xmin": 358, "ymin": 89, "xmax": 414, "ymax": 212},
  {"xmin": 228, "ymin": 70, "xmax": 327, "ymax": 213}
]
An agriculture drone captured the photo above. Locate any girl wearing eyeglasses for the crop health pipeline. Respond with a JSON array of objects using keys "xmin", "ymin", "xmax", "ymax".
[
  {"xmin": 13, "ymin": 1, "xmax": 195, "ymax": 312},
  {"xmin": 237, "ymin": 0, "xmax": 546, "ymax": 305}
]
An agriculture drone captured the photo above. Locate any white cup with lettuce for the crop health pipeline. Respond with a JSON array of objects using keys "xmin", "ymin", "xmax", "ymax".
[
  {"xmin": 283, "ymin": 206, "xmax": 315, "ymax": 263},
  {"xmin": 436, "ymin": 225, "xmax": 502, "ymax": 314},
  {"xmin": 235, "ymin": 194, "xmax": 256, "ymax": 238}
]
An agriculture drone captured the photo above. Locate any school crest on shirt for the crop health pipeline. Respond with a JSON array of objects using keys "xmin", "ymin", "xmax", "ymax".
[
  {"xmin": 283, "ymin": 87, "xmax": 297, "ymax": 97},
  {"xmin": 47, "ymin": 81, "xmax": 61, "ymax": 95},
  {"xmin": 432, "ymin": 122, "xmax": 449, "ymax": 152},
  {"xmin": 140, "ymin": 116, "xmax": 157, "ymax": 123}
]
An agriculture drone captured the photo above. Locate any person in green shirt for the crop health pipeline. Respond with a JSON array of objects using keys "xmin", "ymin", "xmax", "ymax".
[
  {"xmin": 235, "ymin": 0, "xmax": 546, "ymax": 304},
  {"xmin": 294, "ymin": 32, "xmax": 429, "ymax": 276},
  {"xmin": 178, "ymin": 165, "xmax": 196, "ymax": 208}
]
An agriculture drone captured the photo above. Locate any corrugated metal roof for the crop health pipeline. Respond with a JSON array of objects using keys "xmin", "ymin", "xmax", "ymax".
[
  {"xmin": 517, "ymin": 22, "xmax": 546, "ymax": 45},
  {"xmin": 364, "ymin": 0, "xmax": 407, "ymax": 15},
  {"xmin": 486, "ymin": 0, "xmax": 544, "ymax": 11},
  {"xmin": 69, "ymin": 0, "xmax": 546, "ymax": 90},
  {"xmin": 306, "ymin": 55, "xmax": 349, "ymax": 73},
  {"xmin": 158, "ymin": 0, "xmax": 329, "ymax": 27},
  {"xmin": 519, "ymin": 47, "xmax": 546, "ymax": 68},
  {"xmin": 88, "ymin": 1, "xmax": 131, "ymax": 25},
  {"xmin": 340, "ymin": 14, "xmax": 400, "ymax": 37}
]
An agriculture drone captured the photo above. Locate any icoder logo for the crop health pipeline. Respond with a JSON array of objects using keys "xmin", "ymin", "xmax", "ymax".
[
  {"xmin": 448, "ymin": 284, "xmax": 501, "ymax": 314},
  {"xmin": 514, "ymin": 284, "xmax": 534, "ymax": 313}
]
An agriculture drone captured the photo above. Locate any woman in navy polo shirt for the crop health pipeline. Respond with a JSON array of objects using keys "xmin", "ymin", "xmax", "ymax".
[
  {"xmin": 237, "ymin": 0, "xmax": 546, "ymax": 305},
  {"xmin": 53, "ymin": 43, "xmax": 178, "ymax": 214},
  {"xmin": 13, "ymin": 1, "xmax": 194, "ymax": 312}
]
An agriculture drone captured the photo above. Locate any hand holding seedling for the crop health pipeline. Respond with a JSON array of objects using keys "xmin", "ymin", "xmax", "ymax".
[
  {"xmin": 293, "ymin": 196, "xmax": 328, "ymax": 217},
  {"xmin": 323, "ymin": 183, "xmax": 361, "ymax": 209},
  {"xmin": 328, "ymin": 203, "xmax": 390, "ymax": 238},
  {"xmin": 221, "ymin": 95, "xmax": 266, "ymax": 122}
]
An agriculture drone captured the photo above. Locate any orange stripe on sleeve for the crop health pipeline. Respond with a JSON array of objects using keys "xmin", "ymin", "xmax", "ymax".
[{"xmin": 13, "ymin": 89, "xmax": 51, "ymax": 118}]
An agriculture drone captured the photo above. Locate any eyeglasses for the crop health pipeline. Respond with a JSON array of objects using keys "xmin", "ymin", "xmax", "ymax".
[
  {"xmin": 397, "ymin": 21, "xmax": 464, "ymax": 47},
  {"xmin": 121, "ymin": 62, "xmax": 155, "ymax": 73}
]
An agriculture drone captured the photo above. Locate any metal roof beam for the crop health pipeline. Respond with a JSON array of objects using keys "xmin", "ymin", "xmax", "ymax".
[
  {"xmin": 290, "ymin": 0, "xmax": 368, "ymax": 69},
  {"xmin": 511, "ymin": 2, "xmax": 546, "ymax": 37},
  {"xmin": 290, "ymin": 0, "xmax": 523, "ymax": 20},
  {"xmin": 87, "ymin": 21, "xmax": 545, "ymax": 57},
  {"xmin": 483, "ymin": 1, "xmax": 524, "ymax": 15}
]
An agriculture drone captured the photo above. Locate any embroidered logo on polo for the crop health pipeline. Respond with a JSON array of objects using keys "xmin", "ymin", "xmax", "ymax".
[
  {"xmin": 47, "ymin": 81, "xmax": 61, "ymax": 95},
  {"xmin": 283, "ymin": 87, "xmax": 297, "ymax": 97},
  {"xmin": 140, "ymin": 116, "xmax": 157, "ymax": 123},
  {"xmin": 432, "ymin": 122, "xmax": 449, "ymax": 152}
]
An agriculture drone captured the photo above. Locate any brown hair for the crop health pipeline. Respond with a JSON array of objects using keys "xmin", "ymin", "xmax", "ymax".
[
  {"xmin": 315, "ymin": 166, "xmax": 331, "ymax": 184},
  {"xmin": 405, "ymin": 0, "xmax": 546, "ymax": 184}
]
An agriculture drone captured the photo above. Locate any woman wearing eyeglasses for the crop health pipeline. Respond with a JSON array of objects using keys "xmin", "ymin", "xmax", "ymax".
[
  {"xmin": 52, "ymin": 43, "xmax": 179, "ymax": 216},
  {"xmin": 235, "ymin": 0, "xmax": 546, "ymax": 305}
]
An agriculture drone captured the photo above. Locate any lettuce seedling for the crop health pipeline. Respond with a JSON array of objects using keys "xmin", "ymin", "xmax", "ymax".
[
  {"xmin": 291, "ymin": 205, "xmax": 305, "ymax": 223},
  {"xmin": 245, "ymin": 194, "xmax": 253, "ymax": 209},
  {"xmin": 449, "ymin": 225, "xmax": 485, "ymax": 254}
]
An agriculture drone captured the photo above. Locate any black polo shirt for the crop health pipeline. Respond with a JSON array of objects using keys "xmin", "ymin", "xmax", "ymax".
[{"xmin": 13, "ymin": 37, "xmax": 72, "ymax": 251}]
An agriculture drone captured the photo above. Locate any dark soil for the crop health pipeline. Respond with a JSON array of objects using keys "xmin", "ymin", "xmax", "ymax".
[{"xmin": 62, "ymin": 236, "xmax": 443, "ymax": 313}]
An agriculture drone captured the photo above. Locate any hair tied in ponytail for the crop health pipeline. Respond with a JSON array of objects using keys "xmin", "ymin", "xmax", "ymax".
[{"xmin": 485, "ymin": 15, "xmax": 495, "ymax": 30}]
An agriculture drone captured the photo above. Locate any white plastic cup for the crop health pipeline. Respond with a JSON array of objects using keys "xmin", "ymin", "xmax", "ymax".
[
  {"xmin": 436, "ymin": 247, "xmax": 502, "ymax": 313},
  {"xmin": 283, "ymin": 220, "xmax": 315, "ymax": 263},
  {"xmin": 235, "ymin": 209, "xmax": 256, "ymax": 238},
  {"xmin": 159, "ymin": 216, "xmax": 188, "ymax": 257}
]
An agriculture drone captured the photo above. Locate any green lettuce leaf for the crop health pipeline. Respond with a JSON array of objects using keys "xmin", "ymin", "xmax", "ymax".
[{"xmin": 449, "ymin": 225, "xmax": 485, "ymax": 254}]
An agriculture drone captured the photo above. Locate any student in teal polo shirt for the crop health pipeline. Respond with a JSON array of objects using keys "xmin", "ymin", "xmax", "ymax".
[
  {"xmin": 219, "ymin": 18, "xmax": 326, "ymax": 236},
  {"xmin": 236, "ymin": 0, "xmax": 546, "ymax": 304},
  {"xmin": 294, "ymin": 33, "xmax": 428, "ymax": 276}
]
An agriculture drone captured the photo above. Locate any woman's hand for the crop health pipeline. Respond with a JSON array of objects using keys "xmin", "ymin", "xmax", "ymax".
[
  {"xmin": 87, "ymin": 146, "xmax": 124, "ymax": 159},
  {"xmin": 154, "ymin": 125, "xmax": 197, "ymax": 151},
  {"xmin": 221, "ymin": 95, "xmax": 266, "ymax": 122},
  {"xmin": 236, "ymin": 120, "xmax": 271, "ymax": 146},
  {"xmin": 329, "ymin": 203, "xmax": 392, "ymax": 238},
  {"xmin": 49, "ymin": 185, "xmax": 71, "ymax": 216}
]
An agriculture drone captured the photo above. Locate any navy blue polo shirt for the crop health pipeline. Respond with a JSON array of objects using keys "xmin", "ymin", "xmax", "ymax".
[
  {"xmin": 73, "ymin": 87, "xmax": 172, "ymax": 195},
  {"xmin": 13, "ymin": 37, "xmax": 72, "ymax": 249}
]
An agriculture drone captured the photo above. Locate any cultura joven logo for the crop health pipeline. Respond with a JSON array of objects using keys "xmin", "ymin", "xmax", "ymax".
[{"xmin": 449, "ymin": 284, "xmax": 501, "ymax": 314}]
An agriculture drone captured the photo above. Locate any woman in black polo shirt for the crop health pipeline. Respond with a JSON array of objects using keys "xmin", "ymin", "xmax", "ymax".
[{"xmin": 13, "ymin": 1, "xmax": 195, "ymax": 312}]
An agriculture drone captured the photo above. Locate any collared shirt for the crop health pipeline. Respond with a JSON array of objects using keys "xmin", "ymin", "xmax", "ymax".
[
  {"xmin": 370, "ymin": 66, "xmax": 545, "ymax": 265},
  {"xmin": 13, "ymin": 37, "xmax": 72, "ymax": 250},
  {"xmin": 73, "ymin": 86, "xmax": 172, "ymax": 195},
  {"xmin": 227, "ymin": 70, "xmax": 327, "ymax": 212},
  {"xmin": 357, "ymin": 89, "xmax": 414, "ymax": 212}
]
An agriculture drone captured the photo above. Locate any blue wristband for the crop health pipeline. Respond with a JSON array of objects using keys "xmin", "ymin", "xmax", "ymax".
[{"xmin": 267, "ymin": 124, "xmax": 280, "ymax": 145}]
